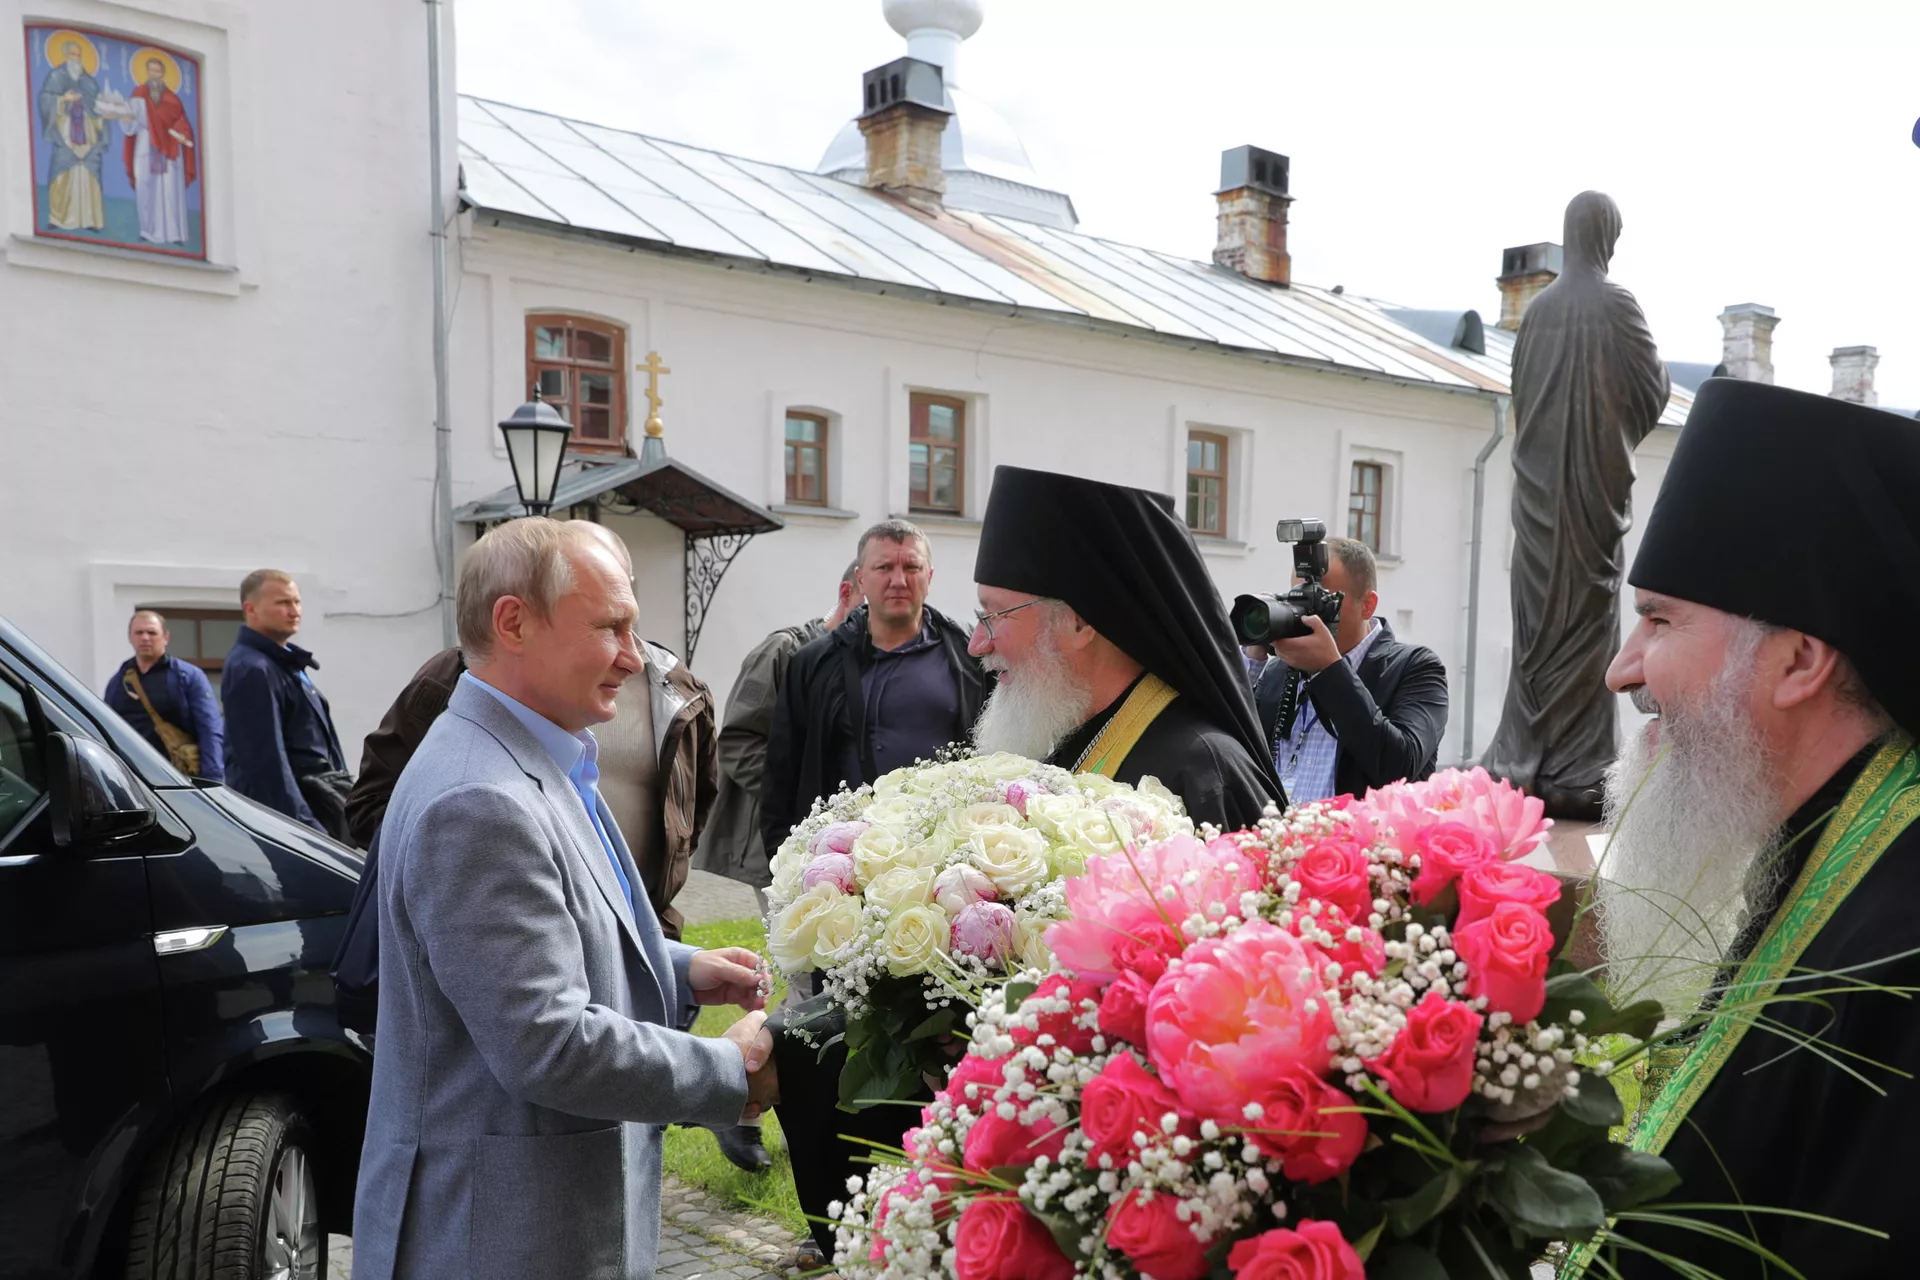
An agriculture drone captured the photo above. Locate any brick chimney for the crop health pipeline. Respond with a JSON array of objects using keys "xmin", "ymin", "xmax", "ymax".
[
  {"xmin": 1213, "ymin": 145, "xmax": 1292, "ymax": 287},
  {"xmin": 1829, "ymin": 345, "xmax": 1880, "ymax": 406},
  {"xmin": 858, "ymin": 57, "xmax": 950, "ymax": 210},
  {"xmin": 1495, "ymin": 243, "xmax": 1562, "ymax": 331},
  {"xmin": 1718, "ymin": 303, "xmax": 1779, "ymax": 383}
]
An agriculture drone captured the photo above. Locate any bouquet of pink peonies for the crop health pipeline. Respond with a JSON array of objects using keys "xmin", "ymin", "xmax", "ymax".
[{"xmin": 833, "ymin": 769, "xmax": 1688, "ymax": 1280}]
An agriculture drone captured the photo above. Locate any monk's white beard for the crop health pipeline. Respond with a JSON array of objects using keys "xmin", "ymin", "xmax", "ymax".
[
  {"xmin": 972, "ymin": 625, "xmax": 1093, "ymax": 761},
  {"xmin": 1597, "ymin": 631, "xmax": 1787, "ymax": 1014}
]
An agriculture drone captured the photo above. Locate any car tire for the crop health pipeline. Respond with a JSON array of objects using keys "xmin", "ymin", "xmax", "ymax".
[{"xmin": 125, "ymin": 1091, "xmax": 326, "ymax": 1280}]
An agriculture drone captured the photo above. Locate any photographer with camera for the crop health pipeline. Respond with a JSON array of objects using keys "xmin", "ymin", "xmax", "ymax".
[{"xmin": 1237, "ymin": 525, "xmax": 1449, "ymax": 803}]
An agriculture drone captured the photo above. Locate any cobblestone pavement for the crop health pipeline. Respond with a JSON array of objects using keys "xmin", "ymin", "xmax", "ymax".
[
  {"xmin": 324, "ymin": 1172, "xmax": 805, "ymax": 1279},
  {"xmin": 674, "ymin": 868, "xmax": 764, "ymax": 927}
]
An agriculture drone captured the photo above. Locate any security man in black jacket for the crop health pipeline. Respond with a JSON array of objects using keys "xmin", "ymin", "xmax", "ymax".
[{"xmin": 759, "ymin": 520, "xmax": 989, "ymax": 858}]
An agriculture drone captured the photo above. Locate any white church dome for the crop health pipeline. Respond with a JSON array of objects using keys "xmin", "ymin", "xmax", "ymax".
[{"xmin": 817, "ymin": 1, "xmax": 1077, "ymax": 229}]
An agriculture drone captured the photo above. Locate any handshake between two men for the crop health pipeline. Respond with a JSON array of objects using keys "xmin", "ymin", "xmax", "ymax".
[{"xmin": 690, "ymin": 944, "xmax": 782, "ymax": 1121}]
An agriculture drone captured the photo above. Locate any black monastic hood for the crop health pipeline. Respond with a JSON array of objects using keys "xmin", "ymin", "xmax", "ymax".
[
  {"xmin": 973, "ymin": 465, "xmax": 1283, "ymax": 793},
  {"xmin": 1630, "ymin": 377, "xmax": 1920, "ymax": 734}
]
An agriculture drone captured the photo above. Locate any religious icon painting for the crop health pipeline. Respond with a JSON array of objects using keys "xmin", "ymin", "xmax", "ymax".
[{"xmin": 23, "ymin": 25, "xmax": 206, "ymax": 260}]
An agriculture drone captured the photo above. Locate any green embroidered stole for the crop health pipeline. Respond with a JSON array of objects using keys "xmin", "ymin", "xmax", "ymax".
[{"xmin": 1566, "ymin": 733, "xmax": 1920, "ymax": 1274}]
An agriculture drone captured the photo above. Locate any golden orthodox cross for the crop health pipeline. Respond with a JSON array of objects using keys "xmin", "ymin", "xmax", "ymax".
[{"xmin": 638, "ymin": 350, "xmax": 671, "ymax": 438}]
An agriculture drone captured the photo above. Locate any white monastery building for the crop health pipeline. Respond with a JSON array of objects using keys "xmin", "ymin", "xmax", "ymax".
[{"xmin": 1, "ymin": 0, "xmax": 1902, "ymax": 769}]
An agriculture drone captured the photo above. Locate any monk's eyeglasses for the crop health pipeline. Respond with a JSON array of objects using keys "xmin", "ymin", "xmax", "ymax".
[{"xmin": 972, "ymin": 598, "xmax": 1046, "ymax": 642}]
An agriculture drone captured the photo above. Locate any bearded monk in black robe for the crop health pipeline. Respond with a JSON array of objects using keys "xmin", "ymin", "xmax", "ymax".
[{"xmin": 1591, "ymin": 380, "xmax": 1920, "ymax": 1279}]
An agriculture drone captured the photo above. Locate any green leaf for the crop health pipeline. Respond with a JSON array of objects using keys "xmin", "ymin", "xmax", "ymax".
[
  {"xmin": 906, "ymin": 1006, "xmax": 960, "ymax": 1043},
  {"xmin": 1574, "ymin": 1145, "xmax": 1682, "ymax": 1213},
  {"xmin": 838, "ymin": 1038, "xmax": 922, "ymax": 1111},
  {"xmin": 1351, "ymin": 1218, "xmax": 1386, "ymax": 1262},
  {"xmin": 1538, "ymin": 972, "xmax": 1615, "ymax": 1029},
  {"xmin": 1520, "ymin": 1105, "xmax": 1608, "ymax": 1166},
  {"xmin": 1369, "ymin": 1244, "xmax": 1450, "ymax": 1279},
  {"xmin": 1587, "ymin": 998, "xmax": 1664, "ymax": 1041},
  {"xmin": 1481, "ymin": 1146, "xmax": 1607, "ymax": 1241},
  {"xmin": 1384, "ymin": 1163, "xmax": 1476, "ymax": 1237},
  {"xmin": 1557, "ymin": 1070, "xmax": 1625, "ymax": 1129},
  {"xmin": 1003, "ymin": 980, "xmax": 1039, "ymax": 1013},
  {"xmin": 1436, "ymin": 1216, "xmax": 1536, "ymax": 1279},
  {"xmin": 1027, "ymin": 1205, "xmax": 1091, "ymax": 1263}
]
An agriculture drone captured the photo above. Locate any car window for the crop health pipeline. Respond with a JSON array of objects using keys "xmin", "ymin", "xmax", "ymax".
[{"xmin": 0, "ymin": 674, "xmax": 47, "ymax": 837}]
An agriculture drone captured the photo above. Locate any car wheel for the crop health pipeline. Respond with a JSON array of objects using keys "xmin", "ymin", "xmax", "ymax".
[{"xmin": 125, "ymin": 1091, "xmax": 326, "ymax": 1280}]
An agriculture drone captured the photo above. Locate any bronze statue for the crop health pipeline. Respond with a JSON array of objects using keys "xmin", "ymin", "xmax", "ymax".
[{"xmin": 1483, "ymin": 192, "xmax": 1669, "ymax": 820}]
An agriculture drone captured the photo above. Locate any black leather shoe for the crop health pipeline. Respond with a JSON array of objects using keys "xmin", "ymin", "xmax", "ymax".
[{"xmin": 715, "ymin": 1124, "xmax": 771, "ymax": 1173}]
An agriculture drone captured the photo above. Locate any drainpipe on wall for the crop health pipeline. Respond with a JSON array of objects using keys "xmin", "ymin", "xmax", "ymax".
[
  {"xmin": 426, "ymin": 0, "xmax": 457, "ymax": 647},
  {"xmin": 1460, "ymin": 393, "xmax": 1508, "ymax": 764}
]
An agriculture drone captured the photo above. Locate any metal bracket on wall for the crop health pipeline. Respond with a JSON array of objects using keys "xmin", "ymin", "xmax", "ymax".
[{"xmin": 684, "ymin": 530, "xmax": 756, "ymax": 666}]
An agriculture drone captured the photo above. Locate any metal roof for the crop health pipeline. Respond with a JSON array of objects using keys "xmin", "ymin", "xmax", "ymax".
[
  {"xmin": 456, "ymin": 94, "xmax": 1696, "ymax": 425},
  {"xmin": 453, "ymin": 455, "xmax": 785, "ymax": 535}
]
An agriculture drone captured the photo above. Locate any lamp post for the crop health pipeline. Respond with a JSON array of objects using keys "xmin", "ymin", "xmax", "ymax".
[{"xmin": 498, "ymin": 392, "xmax": 571, "ymax": 517}]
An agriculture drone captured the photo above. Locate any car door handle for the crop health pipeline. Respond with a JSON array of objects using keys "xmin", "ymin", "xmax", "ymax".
[{"xmin": 153, "ymin": 925, "xmax": 227, "ymax": 955}]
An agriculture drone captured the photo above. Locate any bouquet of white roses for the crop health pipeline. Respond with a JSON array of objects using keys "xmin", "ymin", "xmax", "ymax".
[{"xmin": 764, "ymin": 750, "xmax": 1191, "ymax": 1108}]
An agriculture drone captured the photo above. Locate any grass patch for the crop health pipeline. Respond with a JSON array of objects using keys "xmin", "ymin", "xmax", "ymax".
[{"xmin": 663, "ymin": 917, "xmax": 808, "ymax": 1236}]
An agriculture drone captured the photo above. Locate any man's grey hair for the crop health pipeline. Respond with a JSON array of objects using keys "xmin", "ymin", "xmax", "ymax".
[
  {"xmin": 1326, "ymin": 537, "xmax": 1377, "ymax": 600},
  {"xmin": 856, "ymin": 519, "xmax": 930, "ymax": 566},
  {"xmin": 1736, "ymin": 616, "xmax": 1894, "ymax": 738},
  {"xmin": 457, "ymin": 518, "xmax": 607, "ymax": 663}
]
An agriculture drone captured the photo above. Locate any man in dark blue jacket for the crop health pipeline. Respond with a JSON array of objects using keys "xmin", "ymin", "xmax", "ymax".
[
  {"xmin": 221, "ymin": 569, "xmax": 351, "ymax": 838},
  {"xmin": 103, "ymin": 609, "xmax": 225, "ymax": 779}
]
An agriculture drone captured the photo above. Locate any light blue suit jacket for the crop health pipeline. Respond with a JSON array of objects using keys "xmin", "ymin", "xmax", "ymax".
[{"xmin": 351, "ymin": 678, "xmax": 746, "ymax": 1279}]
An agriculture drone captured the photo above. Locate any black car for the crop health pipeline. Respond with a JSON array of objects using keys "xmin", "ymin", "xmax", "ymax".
[{"xmin": 0, "ymin": 616, "xmax": 369, "ymax": 1279}]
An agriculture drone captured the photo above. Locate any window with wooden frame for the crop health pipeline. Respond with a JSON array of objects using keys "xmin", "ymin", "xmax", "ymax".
[
  {"xmin": 138, "ymin": 607, "xmax": 245, "ymax": 681},
  {"xmin": 1348, "ymin": 460, "xmax": 1384, "ymax": 551},
  {"xmin": 785, "ymin": 412, "xmax": 829, "ymax": 506},
  {"xmin": 909, "ymin": 393, "xmax": 965, "ymax": 515},
  {"xmin": 526, "ymin": 314, "xmax": 627, "ymax": 451},
  {"xmin": 1185, "ymin": 431, "xmax": 1229, "ymax": 537}
]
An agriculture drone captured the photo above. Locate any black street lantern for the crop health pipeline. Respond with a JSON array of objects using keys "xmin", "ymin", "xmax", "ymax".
[{"xmin": 498, "ymin": 392, "xmax": 572, "ymax": 517}]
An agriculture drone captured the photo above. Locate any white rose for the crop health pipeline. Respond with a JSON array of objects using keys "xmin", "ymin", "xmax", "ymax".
[
  {"xmin": 941, "ymin": 801, "xmax": 1024, "ymax": 841},
  {"xmin": 851, "ymin": 825, "xmax": 910, "ymax": 886},
  {"xmin": 862, "ymin": 795, "xmax": 922, "ymax": 829},
  {"xmin": 769, "ymin": 884, "xmax": 847, "ymax": 971},
  {"xmin": 882, "ymin": 904, "xmax": 950, "ymax": 976},
  {"xmin": 870, "ymin": 767, "xmax": 915, "ymax": 799},
  {"xmin": 971, "ymin": 752, "xmax": 1043, "ymax": 782},
  {"xmin": 898, "ymin": 830, "xmax": 956, "ymax": 869},
  {"xmin": 966, "ymin": 826, "xmax": 1052, "ymax": 897},
  {"xmin": 1054, "ymin": 809, "xmax": 1130, "ymax": 868},
  {"xmin": 903, "ymin": 764, "xmax": 957, "ymax": 796},
  {"xmin": 810, "ymin": 895, "xmax": 865, "ymax": 966},
  {"xmin": 1012, "ymin": 910, "xmax": 1055, "ymax": 970},
  {"xmin": 865, "ymin": 865, "xmax": 936, "ymax": 915},
  {"xmin": 931, "ymin": 863, "xmax": 996, "ymax": 915},
  {"xmin": 1135, "ymin": 775, "xmax": 1185, "ymax": 815},
  {"xmin": 768, "ymin": 846, "xmax": 807, "ymax": 906},
  {"xmin": 1023, "ymin": 793, "xmax": 1089, "ymax": 839}
]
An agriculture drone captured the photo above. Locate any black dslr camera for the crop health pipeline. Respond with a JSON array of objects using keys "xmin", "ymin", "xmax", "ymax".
[{"xmin": 1230, "ymin": 519, "xmax": 1344, "ymax": 644}]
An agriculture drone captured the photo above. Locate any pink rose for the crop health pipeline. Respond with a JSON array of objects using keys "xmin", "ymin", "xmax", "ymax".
[
  {"xmin": 1107, "ymin": 1189, "xmax": 1210, "ymax": 1280},
  {"xmin": 1227, "ymin": 1221, "xmax": 1365, "ymax": 1280},
  {"xmin": 812, "ymin": 820, "xmax": 871, "ymax": 857},
  {"xmin": 951, "ymin": 901, "xmax": 1019, "ymax": 962},
  {"xmin": 1454, "ymin": 901, "xmax": 1555, "ymax": 1024},
  {"xmin": 1146, "ymin": 920, "xmax": 1337, "ymax": 1125},
  {"xmin": 962, "ymin": 1107, "xmax": 1066, "ymax": 1173},
  {"xmin": 998, "ymin": 778, "xmax": 1048, "ymax": 817},
  {"xmin": 933, "ymin": 864, "xmax": 998, "ymax": 915},
  {"xmin": 953, "ymin": 1197, "xmax": 1075, "ymax": 1280},
  {"xmin": 1045, "ymin": 836, "xmax": 1262, "ymax": 983},
  {"xmin": 1248, "ymin": 1065, "xmax": 1365, "ymax": 1183},
  {"xmin": 1078, "ymin": 1052, "xmax": 1194, "ymax": 1169},
  {"xmin": 1287, "ymin": 837, "xmax": 1374, "ymax": 925},
  {"xmin": 1409, "ymin": 822, "xmax": 1500, "ymax": 906},
  {"xmin": 1097, "ymin": 970, "xmax": 1155, "ymax": 1047},
  {"xmin": 1456, "ymin": 861, "xmax": 1562, "ymax": 929},
  {"xmin": 801, "ymin": 851, "xmax": 857, "ymax": 894},
  {"xmin": 1365, "ymin": 991, "xmax": 1483, "ymax": 1113},
  {"xmin": 1011, "ymin": 974, "xmax": 1103, "ymax": 1055},
  {"xmin": 939, "ymin": 1052, "xmax": 1010, "ymax": 1111}
]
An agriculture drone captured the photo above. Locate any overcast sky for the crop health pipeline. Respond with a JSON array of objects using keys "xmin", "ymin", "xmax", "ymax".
[{"xmin": 457, "ymin": 1, "xmax": 1920, "ymax": 409}]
